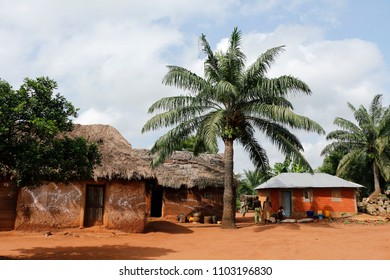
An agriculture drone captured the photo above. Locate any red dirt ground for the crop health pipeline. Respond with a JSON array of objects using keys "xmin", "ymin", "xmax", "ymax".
[{"xmin": 0, "ymin": 212, "xmax": 389, "ymax": 260}]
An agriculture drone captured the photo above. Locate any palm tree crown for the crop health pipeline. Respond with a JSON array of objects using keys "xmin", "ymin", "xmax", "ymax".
[
  {"xmin": 142, "ymin": 27, "xmax": 324, "ymax": 228},
  {"xmin": 321, "ymin": 94, "xmax": 390, "ymax": 193}
]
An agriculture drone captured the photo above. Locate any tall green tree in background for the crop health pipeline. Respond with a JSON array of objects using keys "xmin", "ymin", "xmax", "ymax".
[
  {"xmin": 271, "ymin": 154, "xmax": 311, "ymax": 175},
  {"xmin": 0, "ymin": 77, "xmax": 101, "ymax": 187},
  {"xmin": 321, "ymin": 94, "xmax": 390, "ymax": 194},
  {"xmin": 238, "ymin": 169, "xmax": 270, "ymax": 197},
  {"xmin": 142, "ymin": 28, "xmax": 324, "ymax": 228}
]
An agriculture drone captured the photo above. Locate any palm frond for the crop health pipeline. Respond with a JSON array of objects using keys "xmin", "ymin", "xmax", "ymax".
[
  {"xmin": 321, "ymin": 141, "xmax": 354, "ymax": 156},
  {"xmin": 163, "ymin": 66, "xmax": 209, "ymax": 94},
  {"xmin": 336, "ymin": 149, "xmax": 365, "ymax": 177},
  {"xmin": 249, "ymin": 117, "xmax": 304, "ymax": 150},
  {"xmin": 146, "ymin": 95, "xmax": 195, "ymax": 113},
  {"xmin": 325, "ymin": 129, "xmax": 366, "ymax": 146},
  {"xmin": 194, "ymin": 110, "xmax": 224, "ymax": 154},
  {"xmin": 370, "ymin": 94, "xmax": 383, "ymax": 125},
  {"xmin": 248, "ymin": 103, "xmax": 325, "ymax": 134},
  {"xmin": 149, "ymin": 118, "xmax": 202, "ymax": 167},
  {"xmin": 199, "ymin": 33, "xmax": 221, "ymax": 82},
  {"xmin": 259, "ymin": 75, "xmax": 312, "ymax": 97},
  {"xmin": 332, "ymin": 117, "xmax": 361, "ymax": 134},
  {"xmin": 243, "ymin": 46, "xmax": 285, "ymax": 86},
  {"xmin": 237, "ymin": 123, "xmax": 269, "ymax": 172}
]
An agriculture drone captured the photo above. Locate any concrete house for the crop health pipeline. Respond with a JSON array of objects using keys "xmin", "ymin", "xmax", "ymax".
[{"xmin": 255, "ymin": 173, "xmax": 364, "ymax": 218}]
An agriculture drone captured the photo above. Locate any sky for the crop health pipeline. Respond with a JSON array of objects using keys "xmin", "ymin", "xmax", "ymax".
[{"xmin": 1, "ymin": 0, "xmax": 389, "ymax": 174}]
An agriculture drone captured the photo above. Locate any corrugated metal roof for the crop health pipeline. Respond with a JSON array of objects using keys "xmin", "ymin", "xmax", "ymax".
[{"xmin": 254, "ymin": 173, "xmax": 365, "ymax": 189}]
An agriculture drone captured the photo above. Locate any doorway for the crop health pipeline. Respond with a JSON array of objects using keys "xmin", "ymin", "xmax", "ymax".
[
  {"xmin": 281, "ymin": 191, "xmax": 292, "ymax": 217},
  {"xmin": 84, "ymin": 184, "xmax": 105, "ymax": 227},
  {"xmin": 150, "ymin": 187, "xmax": 163, "ymax": 217}
]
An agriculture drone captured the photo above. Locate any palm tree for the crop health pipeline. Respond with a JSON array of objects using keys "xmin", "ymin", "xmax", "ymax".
[
  {"xmin": 271, "ymin": 154, "xmax": 311, "ymax": 175},
  {"xmin": 142, "ymin": 28, "xmax": 324, "ymax": 228},
  {"xmin": 321, "ymin": 94, "xmax": 390, "ymax": 194},
  {"xmin": 238, "ymin": 169, "xmax": 271, "ymax": 196}
]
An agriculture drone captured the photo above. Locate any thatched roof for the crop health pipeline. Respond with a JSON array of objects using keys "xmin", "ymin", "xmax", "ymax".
[
  {"xmin": 134, "ymin": 149, "xmax": 226, "ymax": 189},
  {"xmin": 69, "ymin": 124, "xmax": 153, "ymax": 180},
  {"xmin": 69, "ymin": 124, "xmax": 226, "ymax": 187}
]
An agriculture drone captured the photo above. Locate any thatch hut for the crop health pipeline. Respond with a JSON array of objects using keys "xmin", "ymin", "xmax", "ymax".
[
  {"xmin": 135, "ymin": 149, "xmax": 226, "ymax": 221},
  {"xmin": 15, "ymin": 124, "xmax": 154, "ymax": 233}
]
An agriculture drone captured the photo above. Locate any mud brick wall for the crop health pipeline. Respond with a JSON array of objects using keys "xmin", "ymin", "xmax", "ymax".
[
  {"xmin": 15, "ymin": 182, "xmax": 83, "ymax": 231},
  {"xmin": 105, "ymin": 181, "xmax": 147, "ymax": 233},
  {"xmin": 0, "ymin": 180, "xmax": 18, "ymax": 231},
  {"xmin": 162, "ymin": 187, "xmax": 224, "ymax": 220}
]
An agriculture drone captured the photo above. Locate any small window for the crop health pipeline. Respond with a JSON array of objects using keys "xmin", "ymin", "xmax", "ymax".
[
  {"xmin": 303, "ymin": 189, "xmax": 313, "ymax": 202},
  {"xmin": 332, "ymin": 189, "xmax": 342, "ymax": 202}
]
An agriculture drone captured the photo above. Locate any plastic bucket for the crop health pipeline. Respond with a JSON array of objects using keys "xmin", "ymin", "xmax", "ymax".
[
  {"xmin": 306, "ymin": 211, "xmax": 314, "ymax": 217},
  {"xmin": 318, "ymin": 214, "xmax": 323, "ymax": 219},
  {"xmin": 204, "ymin": 216, "xmax": 213, "ymax": 224},
  {"xmin": 324, "ymin": 210, "xmax": 330, "ymax": 217}
]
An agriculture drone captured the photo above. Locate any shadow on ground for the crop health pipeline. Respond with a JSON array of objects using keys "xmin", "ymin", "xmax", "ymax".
[
  {"xmin": 146, "ymin": 220, "xmax": 193, "ymax": 234},
  {"xmin": 8, "ymin": 244, "xmax": 175, "ymax": 260}
]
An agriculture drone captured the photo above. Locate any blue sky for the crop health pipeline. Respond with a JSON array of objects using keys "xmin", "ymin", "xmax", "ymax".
[{"xmin": 1, "ymin": 0, "xmax": 389, "ymax": 173}]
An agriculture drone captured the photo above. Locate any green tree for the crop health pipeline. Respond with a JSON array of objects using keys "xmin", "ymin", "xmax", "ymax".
[
  {"xmin": 321, "ymin": 94, "xmax": 390, "ymax": 194},
  {"xmin": 176, "ymin": 135, "xmax": 218, "ymax": 153},
  {"xmin": 0, "ymin": 77, "xmax": 101, "ymax": 187},
  {"xmin": 142, "ymin": 28, "xmax": 324, "ymax": 228},
  {"xmin": 238, "ymin": 169, "xmax": 270, "ymax": 197},
  {"xmin": 319, "ymin": 147, "xmax": 381, "ymax": 196},
  {"xmin": 271, "ymin": 154, "xmax": 311, "ymax": 175}
]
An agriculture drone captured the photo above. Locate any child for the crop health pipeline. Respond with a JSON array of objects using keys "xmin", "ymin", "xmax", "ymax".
[{"xmin": 276, "ymin": 206, "xmax": 286, "ymax": 223}]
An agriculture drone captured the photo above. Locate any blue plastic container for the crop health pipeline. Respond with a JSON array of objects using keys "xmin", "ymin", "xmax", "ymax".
[{"xmin": 306, "ymin": 210, "xmax": 314, "ymax": 217}]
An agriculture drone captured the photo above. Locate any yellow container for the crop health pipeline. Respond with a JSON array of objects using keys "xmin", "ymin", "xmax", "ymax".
[
  {"xmin": 324, "ymin": 210, "xmax": 330, "ymax": 217},
  {"xmin": 317, "ymin": 210, "xmax": 322, "ymax": 215}
]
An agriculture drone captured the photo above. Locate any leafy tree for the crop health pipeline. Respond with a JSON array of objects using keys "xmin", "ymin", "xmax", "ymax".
[
  {"xmin": 271, "ymin": 154, "xmax": 311, "ymax": 175},
  {"xmin": 176, "ymin": 135, "xmax": 218, "ymax": 153},
  {"xmin": 0, "ymin": 77, "xmax": 101, "ymax": 187},
  {"xmin": 237, "ymin": 169, "xmax": 270, "ymax": 197},
  {"xmin": 142, "ymin": 28, "xmax": 324, "ymax": 228},
  {"xmin": 321, "ymin": 94, "xmax": 390, "ymax": 194}
]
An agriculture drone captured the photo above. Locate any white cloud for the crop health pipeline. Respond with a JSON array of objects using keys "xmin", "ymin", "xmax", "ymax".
[
  {"xmin": 227, "ymin": 25, "xmax": 388, "ymax": 172},
  {"xmin": 1, "ymin": 1, "xmax": 389, "ymax": 175}
]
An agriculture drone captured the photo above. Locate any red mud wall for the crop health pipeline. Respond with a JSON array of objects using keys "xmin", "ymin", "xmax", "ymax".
[
  {"xmin": 162, "ymin": 187, "xmax": 224, "ymax": 220},
  {"xmin": 0, "ymin": 180, "xmax": 18, "ymax": 231},
  {"xmin": 15, "ymin": 183, "xmax": 83, "ymax": 231},
  {"xmin": 105, "ymin": 181, "xmax": 147, "ymax": 233}
]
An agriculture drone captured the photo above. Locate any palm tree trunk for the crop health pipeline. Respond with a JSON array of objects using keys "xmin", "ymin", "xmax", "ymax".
[
  {"xmin": 373, "ymin": 161, "xmax": 381, "ymax": 194},
  {"xmin": 222, "ymin": 138, "xmax": 236, "ymax": 229}
]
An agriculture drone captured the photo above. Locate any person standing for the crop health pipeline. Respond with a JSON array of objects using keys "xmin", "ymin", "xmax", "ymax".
[
  {"xmin": 253, "ymin": 197, "xmax": 262, "ymax": 224},
  {"xmin": 239, "ymin": 195, "xmax": 248, "ymax": 217},
  {"xmin": 263, "ymin": 196, "xmax": 272, "ymax": 224}
]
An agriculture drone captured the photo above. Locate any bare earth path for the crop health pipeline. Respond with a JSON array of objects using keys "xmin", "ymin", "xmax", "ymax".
[{"xmin": 0, "ymin": 213, "xmax": 389, "ymax": 260}]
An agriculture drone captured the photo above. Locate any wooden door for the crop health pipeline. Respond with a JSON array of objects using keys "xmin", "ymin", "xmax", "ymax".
[{"xmin": 84, "ymin": 185, "xmax": 104, "ymax": 227}]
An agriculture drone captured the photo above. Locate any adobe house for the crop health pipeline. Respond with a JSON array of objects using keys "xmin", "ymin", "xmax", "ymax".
[
  {"xmin": 135, "ymin": 149, "xmax": 226, "ymax": 221},
  {"xmin": 0, "ymin": 179, "xmax": 18, "ymax": 231},
  {"xmin": 14, "ymin": 124, "xmax": 154, "ymax": 233},
  {"xmin": 255, "ymin": 173, "xmax": 364, "ymax": 218}
]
